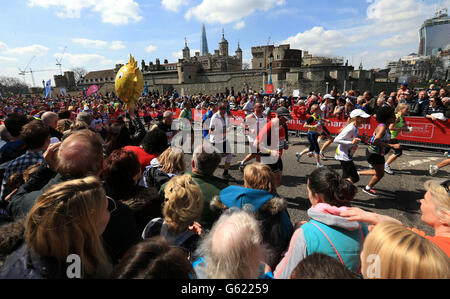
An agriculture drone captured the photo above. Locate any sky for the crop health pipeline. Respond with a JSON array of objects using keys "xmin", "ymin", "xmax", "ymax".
[{"xmin": 0, "ymin": 0, "xmax": 449, "ymax": 87}]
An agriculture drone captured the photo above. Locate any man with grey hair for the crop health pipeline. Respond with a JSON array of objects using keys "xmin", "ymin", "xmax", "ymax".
[
  {"xmin": 192, "ymin": 210, "xmax": 271, "ymax": 279},
  {"xmin": 41, "ymin": 111, "xmax": 63, "ymax": 141},
  {"xmin": 186, "ymin": 143, "xmax": 229, "ymax": 230},
  {"xmin": 76, "ymin": 112, "xmax": 93, "ymax": 127}
]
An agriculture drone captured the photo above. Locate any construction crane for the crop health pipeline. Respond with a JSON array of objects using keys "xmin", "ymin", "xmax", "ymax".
[
  {"xmin": 56, "ymin": 46, "xmax": 67, "ymax": 75},
  {"xmin": 19, "ymin": 68, "xmax": 59, "ymax": 87},
  {"xmin": 18, "ymin": 56, "xmax": 36, "ymax": 84},
  {"xmin": 267, "ymin": 36, "xmax": 271, "ymax": 46}
]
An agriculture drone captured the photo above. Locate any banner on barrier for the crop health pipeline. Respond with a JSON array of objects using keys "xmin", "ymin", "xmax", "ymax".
[{"xmin": 142, "ymin": 108, "xmax": 450, "ymax": 147}]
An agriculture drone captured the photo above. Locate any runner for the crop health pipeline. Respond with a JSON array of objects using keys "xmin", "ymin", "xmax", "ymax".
[
  {"xmin": 209, "ymin": 101, "xmax": 237, "ymax": 182},
  {"xmin": 255, "ymin": 106, "xmax": 291, "ymax": 188},
  {"xmin": 384, "ymin": 103, "xmax": 411, "ymax": 175},
  {"xmin": 239, "ymin": 101, "xmax": 266, "ymax": 172},
  {"xmin": 202, "ymin": 102, "xmax": 218, "ymax": 139},
  {"xmin": 296, "ymin": 104, "xmax": 324, "ymax": 168},
  {"xmin": 359, "ymin": 106, "xmax": 400, "ymax": 196},
  {"xmin": 317, "ymin": 94, "xmax": 335, "ymax": 160},
  {"xmin": 334, "ymin": 109, "xmax": 371, "ymax": 184}
]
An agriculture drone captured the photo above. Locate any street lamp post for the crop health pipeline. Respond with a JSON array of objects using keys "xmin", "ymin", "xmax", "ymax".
[{"xmin": 326, "ymin": 82, "xmax": 329, "ymax": 94}]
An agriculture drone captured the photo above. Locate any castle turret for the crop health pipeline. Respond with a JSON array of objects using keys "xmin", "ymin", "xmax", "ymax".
[
  {"xmin": 219, "ymin": 29, "xmax": 229, "ymax": 57},
  {"xmin": 183, "ymin": 38, "xmax": 190, "ymax": 61},
  {"xmin": 236, "ymin": 41, "xmax": 243, "ymax": 68}
]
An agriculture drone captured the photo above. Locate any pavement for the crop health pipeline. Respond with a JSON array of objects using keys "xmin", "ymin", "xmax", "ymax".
[{"xmin": 181, "ymin": 132, "xmax": 449, "ymax": 236}]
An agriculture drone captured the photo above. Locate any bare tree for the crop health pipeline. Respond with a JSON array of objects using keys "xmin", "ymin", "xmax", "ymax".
[
  {"xmin": 0, "ymin": 76, "xmax": 29, "ymax": 95},
  {"xmin": 71, "ymin": 67, "xmax": 88, "ymax": 84},
  {"xmin": 242, "ymin": 62, "xmax": 250, "ymax": 70}
]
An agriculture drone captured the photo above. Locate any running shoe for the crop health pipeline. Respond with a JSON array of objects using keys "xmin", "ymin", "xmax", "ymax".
[
  {"xmin": 429, "ymin": 165, "xmax": 439, "ymax": 176},
  {"xmin": 319, "ymin": 152, "xmax": 328, "ymax": 161},
  {"xmin": 362, "ymin": 187, "xmax": 377, "ymax": 197},
  {"xmin": 222, "ymin": 173, "xmax": 237, "ymax": 183},
  {"xmin": 384, "ymin": 164, "xmax": 394, "ymax": 175},
  {"xmin": 296, "ymin": 152, "xmax": 302, "ymax": 163},
  {"xmin": 317, "ymin": 163, "xmax": 324, "ymax": 168}
]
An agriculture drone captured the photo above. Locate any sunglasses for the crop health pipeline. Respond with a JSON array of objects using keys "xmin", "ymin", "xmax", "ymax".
[{"xmin": 106, "ymin": 196, "xmax": 117, "ymax": 213}]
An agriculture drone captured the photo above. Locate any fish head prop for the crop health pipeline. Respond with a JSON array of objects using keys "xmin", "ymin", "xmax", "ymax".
[{"xmin": 115, "ymin": 55, "xmax": 144, "ymax": 111}]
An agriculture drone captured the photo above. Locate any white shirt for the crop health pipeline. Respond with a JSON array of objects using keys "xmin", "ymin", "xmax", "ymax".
[
  {"xmin": 209, "ymin": 112, "xmax": 230, "ymax": 144},
  {"xmin": 334, "ymin": 123, "xmax": 359, "ymax": 162},
  {"xmin": 243, "ymin": 100, "xmax": 254, "ymax": 116},
  {"xmin": 247, "ymin": 113, "xmax": 267, "ymax": 143}
]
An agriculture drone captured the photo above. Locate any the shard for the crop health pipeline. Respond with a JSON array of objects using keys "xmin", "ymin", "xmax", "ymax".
[{"xmin": 201, "ymin": 24, "xmax": 209, "ymax": 56}]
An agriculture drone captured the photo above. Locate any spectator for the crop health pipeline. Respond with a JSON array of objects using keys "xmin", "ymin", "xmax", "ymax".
[
  {"xmin": 0, "ymin": 218, "xmax": 25, "ymax": 266},
  {"xmin": 142, "ymin": 146, "xmax": 185, "ymax": 191},
  {"xmin": 424, "ymin": 97, "xmax": 445, "ymax": 121},
  {"xmin": 76, "ymin": 111, "xmax": 92, "ymax": 127},
  {"xmin": 439, "ymin": 88, "xmax": 448, "ymax": 100},
  {"xmin": 193, "ymin": 210, "xmax": 272, "ymax": 279},
  {"xmin": 0, "ymin": 177, "xmax": 113, "ymax": 278},
  {"xmin": 41, "ymin": 111, "xmax": 63, "ymax": 142},
  {"xmin": 274, "ymin": 167, "xmax": 368, "ymax": 279},
  {"xmin": 101, "ymin": 149, "xmax": 143, "ymax": 201},
  {"xmin": 0, "ymin": 113, "xmax": 29, "ymax": 165},
  {"xmin": 142, "ymin": 174, "xmax": 203, "ymax": 258},
  {"xmin": 399, "ymin": 90, "xmax": 419, "ymax": 116},
  {"xmin": 124, "ymin": 128, "xmax": 168, "ymax": 173},
  {"xmin": 362, "ymin": 91, "xmax": 376, "ymax": 115},
  {"xmin": 210, "ymin": 162, "xmax": 294, "ymax": 269},
  {"xmin": 56, "ymin": 119, "xmax": 72, "ymax": 135},
  {"xmin": 289, "ymin": 253, "xmax": 359, "ymax": 279},
  {"xmin": 341, "ymin": 179, "xmax": 450, "ymax": 256},
  {"xmin": 417, "ymin": 90, "xmax": 430, "ymax": 116},
  {"xmin": 441, "ymin": 97, "xmax": 450, "ymax": 119},
  {"xmin": 111, "ymin": 236, "xmax": 195, "ymax": 279},
  {"xmin": 1, "ymin": 120, "xmax": 50, "ymax": 201},
  {"xmin": 360, "ymin": 222, "xmax": 449, "ymax": 279},
  {"xmin": 6, "ymin": 130, "xmax": 140, "ymax": 263}
]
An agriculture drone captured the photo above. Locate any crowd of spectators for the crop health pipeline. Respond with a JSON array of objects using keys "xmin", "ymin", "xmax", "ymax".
[{"xmin": 0, "ymin": 82, "xmax": 448, "ymax": 279}]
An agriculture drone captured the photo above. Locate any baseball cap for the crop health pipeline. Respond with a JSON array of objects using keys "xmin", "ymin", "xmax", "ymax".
[
  {"xmin": 350, "ymin": 109, "xmax": 371, "ymax": 119},
  {"xmin": 276, "ymin": 107, "xmax": 292, "ymax": 119},
  {"xmin": 323, "ymin": 94, "xmax": 335, "ymax": 100}
]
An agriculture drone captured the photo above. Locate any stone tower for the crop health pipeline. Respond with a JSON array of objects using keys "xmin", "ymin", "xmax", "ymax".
[
  {"xmin": 183, "ymin": 38, "xmax": 190, "ymax": 60},
  {"xmin": 201, "ymin": 24, "xmax": 209, "ymax": 56},
  {"xmin": 219, "ymin": 29, "xmax": 229, "ymax": 57},
  {"xmin": 236, "ymin": 41, "xmax": 243, "ymax": 69}
]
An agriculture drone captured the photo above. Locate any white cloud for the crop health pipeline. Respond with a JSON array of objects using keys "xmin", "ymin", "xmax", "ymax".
[
  {"xmin": 282, "ymin": 27, "xmax": 352, "ymax": 56},
  {"xmin": 172, "ymin": 49, "xmax": 200, "ymax": 60},
  {"xmin": 54, "ymin": 52, "xmax": 114, "ymax": 68},
  {"xmin": 162, "ymin": 0, "xmax": 188, "ymax": 12},
  {"xmin": 145, "ymin": 45, "xmax": 157, "ymax": 53},
  {"xmin": 0, "ymin": 56, "xmax": 18, "ymax": 63},
  {"xmin": 27, "ymin": 0, "xmax": 142, "ymax": 25},
  {"xmin": 233, "ymin": 21, "xmax": 245, "ymax": 30},
  {"xmin": 73, "ymin": 38, "xmax": 126, "ymax": 50},
  {"xmin": 185, "ymin": 0, "xmax": 285, "ymax": 24},
  {"xmin": 0, "ymin": 42, "xmax": 49, "ymax": 57}
]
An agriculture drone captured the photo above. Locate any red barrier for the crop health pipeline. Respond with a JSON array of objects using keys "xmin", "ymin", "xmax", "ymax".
[{"xmin": 144, "ymin": 109, "xmax": 450, "ymax": 147}]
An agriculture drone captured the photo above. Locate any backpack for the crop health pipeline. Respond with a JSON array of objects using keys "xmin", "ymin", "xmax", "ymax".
[{"xmin": 144, "ymin": 167, "xmax": 171, "ymax": 191}]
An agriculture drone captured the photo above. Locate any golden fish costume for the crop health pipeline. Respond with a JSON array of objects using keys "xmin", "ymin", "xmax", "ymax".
[{"xmin": 115, "ymin": 55, "xmax": 144, "ymax": 111}]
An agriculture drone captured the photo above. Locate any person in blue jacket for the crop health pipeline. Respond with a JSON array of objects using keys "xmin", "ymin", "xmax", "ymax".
[{"xmin": 210, "ymin": 162, "xmax": 294, "ymax": 269}]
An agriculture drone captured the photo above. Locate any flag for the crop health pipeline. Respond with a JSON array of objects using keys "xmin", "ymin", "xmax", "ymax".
[
  {"xmin": 60, "ymin": 88, "xmax": 67, "ymax": 96},
  {"xmin": 45, "ymin": 79, "xmax": 52, "ymax": 98},
  {"xmin": 86, "ymin": 85, "xmax": 99, "ymax": 97},
  {"xmin": 144, "ymin": 84, "xmax": 149, "ymax": 96}
]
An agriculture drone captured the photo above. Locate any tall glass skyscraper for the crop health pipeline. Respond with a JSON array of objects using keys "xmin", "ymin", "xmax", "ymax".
[
  {"xmin": 418, "ymin": 9, "xmax": 450, "ymax": 56},
  {"xmin": 201, "ymin": 24, "xmax": 209, "ymax": 56}
]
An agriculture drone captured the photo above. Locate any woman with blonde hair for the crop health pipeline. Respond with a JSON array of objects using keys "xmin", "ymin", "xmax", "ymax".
[
  {"xmin": 211, "ymin": 162, "xmax": 293, "ymax": 269},
  {"xmin": 141, "ymin": 147, "xmax": 185, "ymax": 190},
  {"xmin": 341, "ymin": 179, "xmax": 450, "ymax": 256},
  {"xmin": 142, "ymin": 174, "xmax": 203, "ymax": 258},
  {"xmin": 0, "ymin": 177, "xmax": 113, "ymax": 278},
  {"xmin": 360, "ymin": 222, "xmax": 449, "ymax": 279}
]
